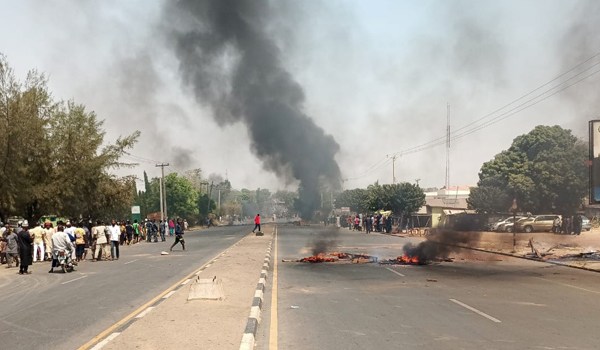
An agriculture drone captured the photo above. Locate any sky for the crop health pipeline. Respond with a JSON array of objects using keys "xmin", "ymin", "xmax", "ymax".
[{"xmin": 0, "ymin": 0, "xmax": 598, "ymax": 192}]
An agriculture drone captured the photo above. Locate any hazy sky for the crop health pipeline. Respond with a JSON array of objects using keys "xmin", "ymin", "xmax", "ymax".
[{"xmin": 0, "ymin": 0, "xmax": 597, "ymax": 191}]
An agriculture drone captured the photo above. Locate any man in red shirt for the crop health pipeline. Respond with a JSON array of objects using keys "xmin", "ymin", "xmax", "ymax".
[{"xmin": 252, "ymin": 214, "xmax": 261, "ymax": 233}]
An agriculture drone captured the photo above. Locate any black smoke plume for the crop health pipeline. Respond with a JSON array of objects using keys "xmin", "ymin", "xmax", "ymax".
[
  {"xmin": 310, "ymin": 230, "xmax": 339, "ymax": 256},
  {"xmin": 163, "ymin": 0, "xmax": 341, "ymax": 219},
  {"xmin": 403, "ymin": 230, "xmax": 482, "ymax": 262}
]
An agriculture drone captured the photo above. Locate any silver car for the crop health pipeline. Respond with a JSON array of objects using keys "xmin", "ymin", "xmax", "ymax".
[{"xmin": 582, "ymin": 216, "xmax": 592, "ymax": 231}]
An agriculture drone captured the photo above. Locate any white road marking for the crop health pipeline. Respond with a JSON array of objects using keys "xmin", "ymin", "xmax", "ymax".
[
  {"xmin": 124, "ymin": 259, "xmax": 138, "ymax": 265},
  {"xmin": 162, "ymin": 291, "xmax": 176, "ymax": 299},
  {"xmin": 181, "ymin": 279, "xmax": 191, "ymax": 285},
  {"xmin": 536, "ymin": 277, "xmax": 600, "ymax": 294},
  {"xmin": 385, "ymin": 267, "xmax": 406, "ymax": 277},
  {"xmin": 61, "ymin": 275, "xmax": 88, "ymax": 285},
  {"xmin": 450, "ymin": 299, "xmax": 501, "ymax": 323},
  {"xmin": 135, "ymin": 307, "xmax": 155, "ymax": 319},
  {"xmin": 90, "ymin": 332, "xmax": 121, "ymax": 350}
]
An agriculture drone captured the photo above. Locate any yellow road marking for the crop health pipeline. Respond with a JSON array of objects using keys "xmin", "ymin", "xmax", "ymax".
[
  {"xmin": 77, "ymin": 235, "xmax": 248, "ymax": 350},
  {"xmin": 269, "ymin": 226, "xmax": 279, "ymax": 349}
]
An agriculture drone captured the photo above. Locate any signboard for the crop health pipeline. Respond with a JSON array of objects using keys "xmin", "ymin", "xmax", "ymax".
[
  {"xmin": 590, "ymin": 120, "xmax": 600, "ymax": 203},
  {"xmin": 340, "ymin": 207, "xmax": 351, "ymax": 212},
  {"xmin": 131, "ymin": 206, "xmax": 141, "ymax": 214}
]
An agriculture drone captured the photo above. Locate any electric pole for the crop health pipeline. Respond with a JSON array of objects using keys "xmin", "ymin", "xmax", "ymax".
[
  {"xmin": 387, "ymin": 154, "xmax": 398, "ymax": 184},
  {"xmin": 156, "ymin": 163, "xmax": 170, "ymax": 222},
  {"xmin": 445, "ymin": 103, "xmax": 450, "ymax": 190}
]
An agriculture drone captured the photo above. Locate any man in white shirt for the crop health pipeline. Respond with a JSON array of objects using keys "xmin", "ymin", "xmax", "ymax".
[
  {"xmin": 107, "ymin": 220, "xmax": 121, "ymax": 260},
  {"xmin": 49, "ymin": 224, "xmax": 74, "ymax": 273}
]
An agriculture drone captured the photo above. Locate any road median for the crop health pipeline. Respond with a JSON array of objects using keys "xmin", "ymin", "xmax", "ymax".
[{"xmin": 95, "ymin": 227, "xmax": 274, "ymax": 350}]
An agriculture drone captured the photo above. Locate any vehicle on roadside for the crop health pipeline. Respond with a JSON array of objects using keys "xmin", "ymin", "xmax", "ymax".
[
  {"xmin": 37, "ymin": 214, "xmax": 67, "ymax": 228},
  {"xmin": 7, "ymin": 216, "xmax": 25, "ymax": 229},
  {"xmin": 503, "ymin": 217, "xmax": 531, "ymax": 233},
  {"xmin": 515, "ymin": 214, "xmax": 560, "ymax": 233},
  {"xmin": 490, "ymin": 216, "xmax": 523, "ymax": 231},
  {"xmin": 582, "ymin": 216, "xmax": 591, "ymax": 231}
]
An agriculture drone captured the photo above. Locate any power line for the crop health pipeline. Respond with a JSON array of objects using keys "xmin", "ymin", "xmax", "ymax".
[{"xmin": 347, "ymin": 51, "xmax": 600, "ymax": 182}]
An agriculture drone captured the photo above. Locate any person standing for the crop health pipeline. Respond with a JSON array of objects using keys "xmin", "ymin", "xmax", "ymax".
[
  {"xmin": 93, "ymin": 220, "xmax": 108, "ymax": 261},
  {"xmin": 3, "ymin": 226, "xmax": 19, "ymax": 268},
  {"xmin": 159, "ymin": 220, "xmax": 166, "ymax": 242},
  {"xmin": 29, "ymin": 223, "xmax": 46, "ymax": 263},
  {"xmin": 170, "ymin": 218, "xmax": 185, "ymax": 251},
  {"xmin": 132, "ymin": 219, "xmax": 140, "ymax": 243},
  {"xmin": 108, "ymin": 220, "xmax": 121, "ymax": 260},
  {"xmin": 16, "ymin": 221, "xmax": 33, "ymax": 274},
  {"xmin": 168, "ymin": 218, "xmax": 175, "ymax": 236},
  {"xmin": 574, "ymin": 214, "xmax": 583, "ymax": 235},
  {"xmin": 252, "ymin": 214, "xmax": 261, "ymax": 233},
  {"xmin": 125, "ymin": 220, "xmax": 134, "ymax": 245},
  {"xmin": 74, "ymin": 223, "xmax": 86, "ymax": 262},
  {"xmin": 42, "ymin": 221, "xmax": 55, "ymax": 261}
]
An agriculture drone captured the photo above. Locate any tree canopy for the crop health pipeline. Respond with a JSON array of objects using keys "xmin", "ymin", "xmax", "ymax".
[
  {"xmin": 335, "ymin": 182, "xmax": 425, "ymax": 216},
  {"xmin": 0, "ymin": 54, "xmax": 139, "ymax": 222},
  {"xmin": 467, "ymin": 125, "xmax": 587, "ymax": 215}
]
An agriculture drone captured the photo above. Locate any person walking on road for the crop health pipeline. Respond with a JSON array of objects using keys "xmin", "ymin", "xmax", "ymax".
[
  {"xmin": 93, "ymin": 220, "xmax": 108, "ymax": 261},
  {"xmin": 252, "ymin": 214, "xmax": 261, "ymax": 233},
  {"xmin": 108, "ymin": 220, "xmax": 121, "ymax": 260},
  {"xmin": 16, "ymin": 221, "xmax": 33, "ymax": 274},
  {"xmin": 170, "ymin": 218, "xmax": 185, "ymax": 252},
  {"xmin": 159, "ymin": 220, "xmax": 166, "ymax": 242}
]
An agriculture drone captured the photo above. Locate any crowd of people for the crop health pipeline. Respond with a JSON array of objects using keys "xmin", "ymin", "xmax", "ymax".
[
  {"xmin": 336, "ymin": 213, "xmax": 394, "ymax": 234},
  {"xmin": 0, "ymin": 217, "xmax": 189, "ymax": 275},
  {"xmin": 552, "ymin": 214, "xmax": 585, "ymax": 235}
]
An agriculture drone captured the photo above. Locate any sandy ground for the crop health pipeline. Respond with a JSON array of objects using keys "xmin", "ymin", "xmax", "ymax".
[{"xmin": 392, "ymin": 228, "xmax": 600, "ymax": 270}]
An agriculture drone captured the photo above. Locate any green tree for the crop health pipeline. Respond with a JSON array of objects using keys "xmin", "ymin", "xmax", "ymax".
[
  {"xmin": 335, "ymin": 188, "xmax": 370, "ymax": 213},
  {"xmin": 165, "ymin": 173, "xmax": 199, "ymax": 221},
  {"xmin": 468, "ymin": 125, "xmax": 587, "ymax": 214},
  {"xmin": 367, "ymin": 182, "xmax": 425, "ymax": 216}
]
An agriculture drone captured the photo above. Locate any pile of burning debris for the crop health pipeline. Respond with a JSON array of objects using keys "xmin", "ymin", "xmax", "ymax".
[{"xmin": 283, "ymin": 252, "xmax": 378, "ymax": 264}]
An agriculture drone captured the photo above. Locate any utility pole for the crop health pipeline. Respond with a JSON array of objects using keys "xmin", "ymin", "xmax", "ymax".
[
  {"xmin": 156, "ymin": 163, "xmax": 169, "ymax": 222},
  {"xmin": 445, "ymin": 103, "xmax": 451, "ymax": 190},
  {"xmin": 158, "ymin": 177, "xmax": 164, "ymax": 223},
  {"xmin": 387, "ymin": 154, "xmax": 398, "ymax": 184},
  {"xmin": 207, "ymin": 181, "xmax": 214, "ymax": 216}
]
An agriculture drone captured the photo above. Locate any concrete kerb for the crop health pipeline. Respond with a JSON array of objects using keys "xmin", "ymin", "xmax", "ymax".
[{"xmin": 239, "ymin": 229, "xmax": 274, "ymax": 350}]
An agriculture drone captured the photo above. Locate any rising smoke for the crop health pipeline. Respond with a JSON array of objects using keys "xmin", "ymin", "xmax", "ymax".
[
  {"xmin": 162, "ymin": 0, "xmax": 341, "ymax": 219},
  {"xmin": 403, "ymin": 230, "xmax": 482, "ymax": 262}
]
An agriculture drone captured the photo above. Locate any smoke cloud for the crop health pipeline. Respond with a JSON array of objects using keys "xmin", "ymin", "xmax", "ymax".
[
  {"xmin": 310, "ymin": 230, "xmax": 339, "ymax": 256},
  {"xmin": 403, "ymin": 230, "xmax": 482, "ymax": 262},
  {"xmin": 162, "ymin": 0, "xmax": 341, "ymax": 218}
]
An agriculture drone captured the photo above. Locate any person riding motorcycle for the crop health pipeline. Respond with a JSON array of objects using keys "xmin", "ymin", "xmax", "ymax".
[{"xmin": 49, "ymin": 223, "xmax": 75, "ymax": 273}]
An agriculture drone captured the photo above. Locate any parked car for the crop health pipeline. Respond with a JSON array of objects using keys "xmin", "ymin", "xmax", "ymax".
[
  {"xmin": 582, "ymin": 216, "xmax": 591, "ymax": 231},
  {"xmin": 503, "ymin": 217, "xmax": 531, "ymax": 232},
  {"xmin": 515, "ymin": 215, "xmax": 560, "ymax": 233},
  {"xmin": 490, "ymin": 216, "xmax": 523, "ymax": 231}
]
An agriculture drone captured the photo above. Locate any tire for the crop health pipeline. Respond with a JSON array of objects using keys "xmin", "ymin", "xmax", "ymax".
[
  {"xmin": 524, "ymin": 226, "xmax": 533, "ymax": 233},
  {"xmin": 506, "ymin": 227, "xmax": 513, "ymax": 233},
  {"xmin": 61, "ymin": 265, "xmax": 66, "ymax": 273}
]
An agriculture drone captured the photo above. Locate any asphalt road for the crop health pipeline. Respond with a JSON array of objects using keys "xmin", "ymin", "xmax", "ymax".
[
  {"xmin": 0, "ymin": 226, "xmax": 247, "ymax": 350},
  {"xmin": 258, "ymin": 225, "xmax": 600, "ymax": 350}
]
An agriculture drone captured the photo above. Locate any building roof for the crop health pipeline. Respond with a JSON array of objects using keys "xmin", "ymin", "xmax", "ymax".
[{"xmin": 425, "ymin": 197, "xmax": 469, "ymax": 209}]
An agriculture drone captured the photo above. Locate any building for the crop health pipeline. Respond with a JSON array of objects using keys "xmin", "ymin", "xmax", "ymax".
[{"xmin": 412, "ymin": 186, "xmax": 472, "ymax": 229}]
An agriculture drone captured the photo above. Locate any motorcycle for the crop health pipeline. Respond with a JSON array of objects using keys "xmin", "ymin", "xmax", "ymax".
[{"xmin": 56, "ymin": 250, "xmax": 76, "ymax": 273}]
